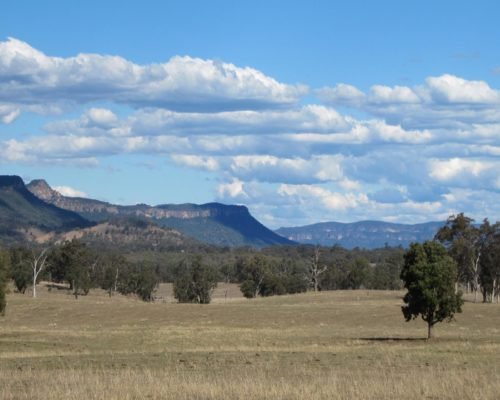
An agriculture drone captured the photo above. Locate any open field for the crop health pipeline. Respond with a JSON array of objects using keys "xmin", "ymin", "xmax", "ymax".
[{"xmin": 1, "ymin": 285, "xmax": 500, "ymax": 399}]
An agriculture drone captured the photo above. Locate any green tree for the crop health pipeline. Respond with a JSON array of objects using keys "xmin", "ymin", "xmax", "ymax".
[
  {"xmin": 479, "ymin": 221, "xmax": 500, "ymax": 303},
  {"xmin": 401, "ymin": 241, "xmax": 463, "ymax": 339},
  {"xmin": 9, "ymin": 246, "xmax": 31, "ymax": 294},
  {"xmin": 49, "ymin": 240, "xmax": 97, "ymax": 299},
  {"xmin": 236, "ymin": 254, "xmax": 269, "ymax": 298},
  {"xmin": 117, "ymin": 263, "xmax": 159, "ymax": 302},
  {"xmin": 173, "ymin": 256, "xmax": 218, "ymax": 304},
  {"xmin": 100, "ymin": 253, "xmax": 126, "ymax": 297},
  {"xmin": 435, "ymin": 213, "xmax": 484, "ymax": 301}
]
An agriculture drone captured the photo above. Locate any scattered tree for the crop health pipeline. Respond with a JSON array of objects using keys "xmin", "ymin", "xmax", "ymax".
[
  {"xmin": 173, "ymin": 256, "xmax": 218, "ymax": 304},
  {"xmin": 237, "ymin": 254, "xmax": 269, "ymax": 298},
  {"xmin": 479, "ymin": 221, "xmax": 500, "ymax": 303},
  {"xmin": 309, "ymin": 247, "xmax": 326, "ymax": 292},
  {"xmin": 30, "ymin": 247, "xmax": 50, "ymax": 298},
  {"xmin": 401, "ymin": 241, "xmax": 463, "ymax": 339},
  {"xmin": 435, "ymin": 213, "xmax": 483, "ymax": 301},
  {"xmin": 9, "ymin": 247, "xmax": 31, "ymax": 294}
]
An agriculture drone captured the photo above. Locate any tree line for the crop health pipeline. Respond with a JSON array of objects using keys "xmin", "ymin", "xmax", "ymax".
[
  {"xmin": 0, "ymin": 213, "xmax": 498, "ymax": 319},
  {"xmin": 0, "ymin": 238, "xmax": 405, "ymax": 308},
  {"xmin": 434, "ymin": 213, "xmax": 500, "ymax": 303}
]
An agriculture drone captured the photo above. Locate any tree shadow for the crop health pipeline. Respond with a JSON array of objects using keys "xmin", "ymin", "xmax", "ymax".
[{"xmin": 358, "ymin": 337, "xmax": 427, "ymax": 342}]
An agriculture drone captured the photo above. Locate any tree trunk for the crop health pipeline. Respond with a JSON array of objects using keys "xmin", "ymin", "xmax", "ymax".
[
  {"xmin": 427, "ymin": 322, "xmax": 433, "ymax": 339},
  {"xmin": 491, "ymin": 278, "xmax": 497, "ymax": 304},
  {"xmin": 32, "ymin": 270, "xmax": 37, "ymax": 298},
  {"xmin": 113, "ymin": 267, "xmax": 119, "ymax": 294}
]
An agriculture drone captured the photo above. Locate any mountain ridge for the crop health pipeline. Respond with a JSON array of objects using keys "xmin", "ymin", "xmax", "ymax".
[
  {"xmin": 275, "ymin": 220, "xmax": 444, "ymax": 249},
  {"xmin": 0, "ymin": 175, "xmax": 92, "ymax": 244},
  {"xmin": 26, "ymin": 178, "xmax": 293, "ymax": 248}
]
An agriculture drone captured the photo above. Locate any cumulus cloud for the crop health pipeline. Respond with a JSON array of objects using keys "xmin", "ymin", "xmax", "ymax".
[
  {"xmin": 171, "ymin": 154, "xmax": 219, "ymax": 171},
  {"xmin": 53, "ymin": 185, "xmax": 87, "ymax": 198},
  {"xmin": 227, "ymin": 154, "xmax": 344, "ymax": 184},
  {"xmin": 318, "ymin": 74, "xmax": 500, "ymax": 129},
  {"xmin": 217, "ymin": 179, "xmax": 248, "ymax": 200},
  {"xmin": 428, "ymin": 158, "xmax": 500, "ymax": 192},
  {"xmin": 425, "ymin": 74, "xmax": 499, "ymax": 104},
  {"xmin": 0, "ymin": 37, "xmax": 307, "ymax": 119},
  {"xmin": 1, "ymin": 38, "xmax": 499, "ymax": 226},
  {"xmin": 316, "ymin": 83, "xmax": 365, "ymax": 107},
  {"xmin": 46, "ymin": 105, "xmax": 349, "ymax": 137},
  {"xmin": 278, "ymin": 184, "xmax": 369, "ymax": 211}
]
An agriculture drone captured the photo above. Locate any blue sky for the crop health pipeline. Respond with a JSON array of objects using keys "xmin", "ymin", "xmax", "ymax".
[{"xmin": 1, "ymin": 0, "xmax": 499, "ymax": 227}]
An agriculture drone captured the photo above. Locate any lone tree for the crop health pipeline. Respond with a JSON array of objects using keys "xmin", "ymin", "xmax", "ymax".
[{"xmin": 400, "ymin": 241, "xmax": 463, "ymax": 339}]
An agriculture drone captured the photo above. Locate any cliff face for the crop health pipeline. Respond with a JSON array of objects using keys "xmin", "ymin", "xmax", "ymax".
[
  {"xmin": 27, "ymin": 180, "xmax": 120, "ymax": 216},
  {"xmin": 26, "ymin": 179, "xmax": 293, "ymax": 248}
]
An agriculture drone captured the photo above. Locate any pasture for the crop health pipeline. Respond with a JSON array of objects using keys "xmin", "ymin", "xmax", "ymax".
[{"xmin": 1, "ymin": 284, "xmax": 499, "ymax": 399}]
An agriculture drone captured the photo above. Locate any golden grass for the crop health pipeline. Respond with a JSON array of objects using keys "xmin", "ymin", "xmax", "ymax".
[{"xmin": 1, "ymin": 284, "xmax": 500, "ymax": 399}]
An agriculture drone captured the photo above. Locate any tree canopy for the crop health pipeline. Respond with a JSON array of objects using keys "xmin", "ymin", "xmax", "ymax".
[{"xmin": 401, "ymin": 241, "xmax": 463, "ymax": 339}]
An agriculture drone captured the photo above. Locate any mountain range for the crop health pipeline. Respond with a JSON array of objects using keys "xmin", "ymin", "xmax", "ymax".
[
  {"xmin": 0, "ymin": 175, "xmax": 446, "ymax": 249},
  {"xmin": 26, "ymin": 178, "xmax": 292, "ymax": 248},
  {"xmin": 275, "ymin": 220, "xmax": 444, "ymax": 249}
]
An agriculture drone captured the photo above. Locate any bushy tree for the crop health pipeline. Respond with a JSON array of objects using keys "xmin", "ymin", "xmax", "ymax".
[
  {"xmin": 99, "ymin": 253, "xmax": 126, "ymax": 297},
  {"xmin": 236, "ymin": 254, "xmax": 269, "ymax": 298},
  {"xmin": 173, "ymin": 256, "xmax": 218, "ymax": 304},
  {"xmin": 49, "ymin": 240, "xmax": 97, "ymax": 298},
  {"xmin": 435, "ymin": 213, "xmax": 483, "ymax": 301},
  {"xmin": 479, "ymin": 221, "xmax": 500, "ymax": 303},
  {"xmin": 8, "ymin": 246, "xmax": 31, "ymax": 294},
  {"xmin": 401, "ymin": 241, "xmax": 463, "ymax": 339},
  {"xmin": 117, "ymin": 263, "xmax": 159, "ymax": 302},
  {"xmin": 371, "ymin": 259, "xmax": 403, "ymax": 290}
]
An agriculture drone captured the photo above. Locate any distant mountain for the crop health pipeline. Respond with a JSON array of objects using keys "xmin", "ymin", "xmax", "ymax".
[
  {"xmin": 275, "ymin": 220, "xmax": 444, "ymax": 249},
  {"xmin": 0, "ymin": 176, "xmax": 91, "ymax": 244},
  {"xmin": 27, "ymin": 179, "xmax": 293, "ymax": 248}
]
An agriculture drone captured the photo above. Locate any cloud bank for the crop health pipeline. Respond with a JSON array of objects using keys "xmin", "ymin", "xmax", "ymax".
[{"xmin": 1, "ymin": 38, "xmax": 499, "ymax": 227}]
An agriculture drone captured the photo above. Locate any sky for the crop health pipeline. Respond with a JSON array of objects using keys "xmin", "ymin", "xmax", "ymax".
[{"xmin": 1, "ymin": 0, "xmax": 499, "ymax": 228}]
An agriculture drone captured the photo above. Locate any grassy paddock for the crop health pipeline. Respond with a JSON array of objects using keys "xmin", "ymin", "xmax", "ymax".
[{"xmin": 1, "ymin": 284, "xmax": 500, "ymax": 399}]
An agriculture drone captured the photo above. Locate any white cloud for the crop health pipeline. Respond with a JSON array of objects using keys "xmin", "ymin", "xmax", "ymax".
[
  {"xmin": 369, "ymin": 85, "xmax": 420, "ymax": 104},
  {"xmin": 1, "ymin": 39, "xmax": 499, "ymax": 226},
  {"xmin": 171, "ymin": 154, "xmax": 219, "ymax": 171},
  {"xmin": 46, "ymin": 105, "xmax": 349, "ymax": 137},
  {"xmin": 217, "ymin": 179, "xmax": 248, "ymax": 200},
  {"xmin": 429, "ymin": 158, "xmax": 489, "ymax": 181},
  {"xmin": 53, "ymin": 185, "xmax": 87, "ymax": 198},
  {"xmin": 316, "ymin": 83, "xmax": 365, "ymax": 106},
  {"xmin": 227, "ymin": 154, "xmax": 344, "ymax": 184},
  {"xmin": 85, "ymin": 108, "xmax": 118, "ymax": 127},
  {"xmin": 0, "ymin": 37, "xmax": 307, "ymax": 116},
  {"xmin": 278, "ymin": 184, "xmax": 368, "ymax": 211},
  {"xmin": 425, "ymin": 74, "xmax": 499, "ymax": 104},
  {"xmin": 0, "ymin": 105, "xmax": 21, "ymax": 124},
  {"xmin": 318, "ymin": 74, "xmax": 500, "ymax": 130}
]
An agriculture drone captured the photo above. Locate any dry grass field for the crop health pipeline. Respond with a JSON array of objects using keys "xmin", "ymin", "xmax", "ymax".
[{"xmin": 1, "ymin": 283, "xmax": 500, "ymax": 399}]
